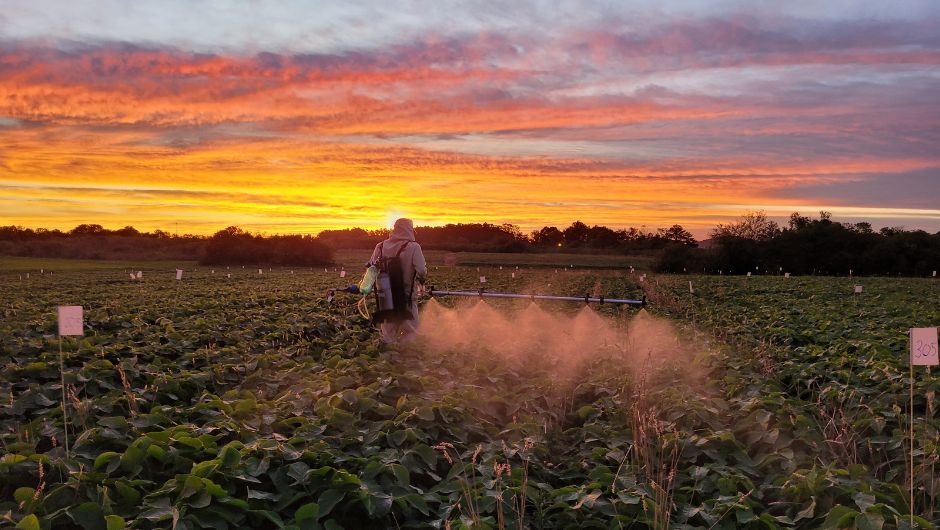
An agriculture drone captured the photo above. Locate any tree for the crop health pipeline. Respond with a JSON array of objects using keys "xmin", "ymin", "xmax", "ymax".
[
  {"xmin": 530, "ymin": 226, "xmax": 564, "ymax": 247},
  {"xmin": 713, "ymin": 211, "xmax": 780, "ymax": 241},
  {"xmin": 658, "ymin": 224, "xmax": 697, "ymax": 246},
  {"xmin": 562, "ymin": 221, "xmax": 590, "ymax": 247}
]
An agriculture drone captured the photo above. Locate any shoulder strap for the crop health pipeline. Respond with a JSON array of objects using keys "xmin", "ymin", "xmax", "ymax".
[{"xmin": 394, "ymin": 240, "xmax": 411, "ymax": 258}]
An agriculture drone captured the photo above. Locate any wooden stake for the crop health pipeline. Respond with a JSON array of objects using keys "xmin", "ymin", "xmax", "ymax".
[
  {"xmin": 910, "ymin": 347, "xmax": 914, "ymax": 525},
  {"xmin": 59, "ymin": 337, "xmax": 69, "ymax": 459}
]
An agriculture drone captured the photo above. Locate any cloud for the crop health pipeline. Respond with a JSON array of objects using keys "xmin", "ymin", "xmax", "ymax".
[{"xmin": 1, "ymin": 9, "xmax": 939, "ymax": 235}]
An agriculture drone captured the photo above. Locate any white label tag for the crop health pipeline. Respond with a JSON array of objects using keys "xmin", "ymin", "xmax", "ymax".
[
  {"xmin": 58, "ymin": 306, "xmax": 84, "ymax": 336},
  {"xmin": 340, "ymin": 270, "xmax": 346, "ymax": 278},
  {"xmin": 784, "ymin": 273, "xmax": 790, "ymax": 278},
  {"xmin": 175, "ymin": 269, "xmax": 183, "ymax": 280},
  {"xmin": 137, "ymin": 271, "xmax": 143, "ymax": 279},
  {"xmin": 689, "ymin": 280, "xmax": 694, "ymax": 294},
  {"xmin": 747, "ymin": 272, "xmax": 752, "ymax": 277},
  {"xmin": 259, "ymin": 269, "xmax": 263, "ymax": 275},
  {"xmin": 480, "ymin": 276, "xmax": 486, "ymax": 283},
  {"xmin": 911, "ymin": 327, "xmax": 939, "ymax": 366},
  {"xmin": 129, "ymin": 273, "xmax": 136, "ymax": 280},
  {"xmin": 854, "ymin": 285, "xmax": 863, "ymax": 294},
  {"xmin": 511, "ymin": 272, "xmax": 515, "ymax": 279}
]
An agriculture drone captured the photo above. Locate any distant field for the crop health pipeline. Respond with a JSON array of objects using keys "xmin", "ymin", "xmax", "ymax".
[
  {"xmin": 0, "ymin": 255, "xmax": 198, "ymax": 273},
  {"xmin": 334, "ymin": 249, "xmax": 651, "ymax": 270}
]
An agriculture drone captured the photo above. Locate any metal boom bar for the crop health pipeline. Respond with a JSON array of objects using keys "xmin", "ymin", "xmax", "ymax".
[{"xmin": 428, "ymin": 289, "xmax": 645, "ymax": 306}]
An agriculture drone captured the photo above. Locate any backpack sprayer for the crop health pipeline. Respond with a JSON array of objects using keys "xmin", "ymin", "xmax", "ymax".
[{"xmin": 329, "ymin": 259, "xmax": 646, "ymax": 322}]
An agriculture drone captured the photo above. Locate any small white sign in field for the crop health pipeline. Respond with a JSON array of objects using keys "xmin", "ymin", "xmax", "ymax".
[
  {"xmin": 479, "ymin": 276, "xmax": 487, "ymax": 283},
  {"xmin": 340, "ymin": 270, "xmax": 346, "ymax": 278},
  {"xmin": 57, "ymin": 306, "xmax": 84, "ymax": 336},
  {"xmin": 910, "ymin": 327, "xmax": 939, "ymax": 366},
  {"xmin": 175, "ymin": 269, "xmax": 183, "ymax": 280},
  {"xmin": 854, "ymin": 285, "xmax": 863, "ymax": 294}
]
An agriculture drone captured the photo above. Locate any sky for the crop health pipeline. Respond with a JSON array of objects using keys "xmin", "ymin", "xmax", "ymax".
[{"xmin": 1, "ymin": 0, "xmax": 939, "ymax": 238}]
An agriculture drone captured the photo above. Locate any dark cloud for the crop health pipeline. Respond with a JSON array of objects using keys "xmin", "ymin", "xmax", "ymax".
[{"xmin": 770, "ymin": 169, "xmax": 940, "ymax": 209}]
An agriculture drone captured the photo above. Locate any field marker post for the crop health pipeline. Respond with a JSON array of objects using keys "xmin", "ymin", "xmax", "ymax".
[
  {"xmin": 909, "ymin": 327, "xmax": 939, "ymax": 524},
  {"xmin": 57, "ymin": 306, "xmax": 84, "ymax": 459},
  {"xmin": 688, "ymin": 280, "xmax": 695, "ymax": 337}
]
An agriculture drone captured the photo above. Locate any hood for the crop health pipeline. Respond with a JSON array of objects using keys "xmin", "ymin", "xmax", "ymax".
[{"xmin": 387, "ymin": 218, "xmax": 415, "ymax": 245}]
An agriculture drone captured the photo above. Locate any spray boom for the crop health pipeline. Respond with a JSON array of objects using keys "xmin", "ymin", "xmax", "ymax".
[{"xmin": 428, "ymin": 288, "xmax": 645, "ymax": 306}]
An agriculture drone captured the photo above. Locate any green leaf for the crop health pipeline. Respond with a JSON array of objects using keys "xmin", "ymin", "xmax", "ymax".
[
  {"xmin": 14, "ymin": 486, "xmax": 36, "ymax": 503},
  {"xmin": 819, "ymin": 505, "xmax": 857, "ymax": 528},
  {"xmin": 105, "ymin": 515, "xmax": 125, "ymax": 530},
  {"xmin": 119, "ymin": 445, "xmax": 146, "ymax": 472},
  {"xmin": 69, "ymin": 502, "xmax": 106, "ymax": 530},
  {"xmin": 295, "ymin": 502, "xmax": 319, "ymax": 522},
  {"xmin": 317, "ymin": 490, "xmax": 345, "ymax": 519},
  {"xmin": 220, "ymin": 443, "xmax": 241, "ymax": 469},
  {"xmin": 364, "ymin": 492, "xmax": 393, "ymax": 518},
  {"xmin": 794, "ymin": 498, "xmax": 816, "ymax": 522},
  {"xmin": 180, "ymin": 475, "xmax": 204, "ymax": 499},
  {"xmin": 93, "ymin": 451, "xmax": 121, "ymax": 470},
  {"xmin": 855, "ymin": 513, "xmax": 884, "ymax": 530},
  {"xmin": 387, "ymin": 430, "xmax": 407, "ymax": 447},
  {"xmin": 853, "ymin": 492, "xmax": 876, "ymax": 512},
  {"xmin": 16, "ymin": 514, "xmax": 40, "ymax": 530}
]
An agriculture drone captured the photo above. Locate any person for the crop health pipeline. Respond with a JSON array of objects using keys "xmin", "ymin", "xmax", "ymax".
[{"xmin": 368, "ymin": 218, "xmax": 427, "ymax": 344}]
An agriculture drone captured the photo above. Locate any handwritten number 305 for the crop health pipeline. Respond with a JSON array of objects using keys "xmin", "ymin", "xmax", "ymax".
[{"xmin": 914, "ymin": 340, "xmax": 938, "ymax": 358}]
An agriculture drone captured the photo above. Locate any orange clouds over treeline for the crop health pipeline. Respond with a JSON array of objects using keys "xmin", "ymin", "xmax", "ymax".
[{"xmin": 2, "ymin": 10, "xmax": 940, "ymax": 235}]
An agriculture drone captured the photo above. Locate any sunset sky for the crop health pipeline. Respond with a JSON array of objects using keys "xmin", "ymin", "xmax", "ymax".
[{"xmin": 1, "ymin": 1, "xmax": 939, "ymax": 238}]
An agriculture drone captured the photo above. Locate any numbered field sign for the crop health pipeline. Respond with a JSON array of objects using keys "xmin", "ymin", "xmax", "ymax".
[
  {"xmin": 176, "ymin": 269, "xmax": 183, "ymax": 280},
  {"xmin": 258, "ymin": 269, "xmax": 263, "ymax": 275},
  {"xmin": 511, "ymin": 272, "xmax": 516, "ymax": 279},
  {"xmin": 854, "ymin": 285, "xmax": 863, "ymax": 294},
  {"xmin": 910, "ymin": 327, "xmax": 939, "ymax": 366},
  {"xmin": 747, "ymin": 272, "xmax": 752, "ymax": 277},
  {"xmin": 58, "ymin": 306, "xmax": 84, "ymax": 336},
  {"xmin": 340, "ymin": 270, "xmax": 346, "ymax": 278},
  {"xmin": 689, "ymin": 281, "xmax": 694, "ymax": 294},
  {"xmin": 784, "ymin": 273, "xmax": 790, "ymax": 278},
  {"xmin": 480, "ymin": 276, "xmax": 486, "ymax": 283}
]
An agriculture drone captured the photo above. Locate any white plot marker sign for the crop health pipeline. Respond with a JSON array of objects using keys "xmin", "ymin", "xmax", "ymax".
[
  {"xmin": 129, "ymin": 273, "xmax": 136, "ymax": 280},
  {"xmin": 479, "ymin": 276, "xmax": 487, "ymax": 283},
  {"xmin": 57, "ymin": 305, "xmax": 83, "ymax": 457},
  {"xmin": 137, "ymin": 271, "xmax": 143, "ymax": 279},
  {"xmin": 58, "ymin": 306, "xmax": 84, "ymax": 336},
  {"xmin": 911, "ymin": 328, "xmax": 939, "ymax": 366},
  {"xmin": 854, "ymin": 285, "xmax": 863, "ymax": 294},
  {"xmin": 259, "ymin": 269, "xmax": 263, "ymax": 275},
  {"xmin": 511, "ymin": 272, "xmax": 516, "ymax": 279},
  {"xmin": 176, "ymin": 269, "xmax": 183, "ymax": 280},
  {"xmin": 340, "ymin": 270, "xmax": 346, "ymax": 278},
  {"xmin": 784, "ymin": 273, "xmax": 790, "ymax": 278}
]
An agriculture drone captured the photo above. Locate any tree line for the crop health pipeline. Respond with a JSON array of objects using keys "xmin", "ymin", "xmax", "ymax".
[
  {"xmin": 2, "ymin": 216, "xmax": 939, "ymax": 275},
  {"xmin": 656, "ymin": 211, "xmax": 940, "ymax": 276}
]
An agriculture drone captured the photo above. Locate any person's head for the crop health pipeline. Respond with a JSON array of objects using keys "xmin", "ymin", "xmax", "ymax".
[{"xmin": 391, "ymin": 218, "xmax": 415, "ymax": 241}]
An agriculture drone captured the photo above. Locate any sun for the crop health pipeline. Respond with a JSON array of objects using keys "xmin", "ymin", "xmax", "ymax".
[{"xmin": 385, "ymin": 210, "xmax": 407, "ymax": 229}]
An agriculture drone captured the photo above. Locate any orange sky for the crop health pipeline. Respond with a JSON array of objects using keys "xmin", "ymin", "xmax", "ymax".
[{"xmin": 2, "ymin": 3, "xmax": 940, "ymax": 237}]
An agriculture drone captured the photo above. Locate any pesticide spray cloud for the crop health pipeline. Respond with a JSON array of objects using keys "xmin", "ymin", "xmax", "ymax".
[{"xmin": 416, "ymin": 298, "xmax": 694, "ymax": 378}]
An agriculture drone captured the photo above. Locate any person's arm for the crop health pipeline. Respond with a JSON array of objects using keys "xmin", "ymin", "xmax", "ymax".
[
  {"xmin": 367, "ymin": 242, "xmax": 382, "ymax": 267},
  {"xmin": 413, "ymin": 244, "xmax": 427, "ymax": 284}
]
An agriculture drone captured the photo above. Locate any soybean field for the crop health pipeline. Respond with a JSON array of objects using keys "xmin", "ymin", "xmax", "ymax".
[{"xmin": 1, "ymin": 256, "xmax": 938, "ymax": 529}]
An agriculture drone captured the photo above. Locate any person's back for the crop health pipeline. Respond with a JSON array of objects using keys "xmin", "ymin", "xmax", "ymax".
[{"xmin": 368, "ymin": 218, "xmax": 427, "ymax": 343}]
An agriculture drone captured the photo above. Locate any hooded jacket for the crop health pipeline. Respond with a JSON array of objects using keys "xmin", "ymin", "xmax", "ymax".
[{"xmin": 369, "ymin": 218, "xmax": 427, "ymax": 304}]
